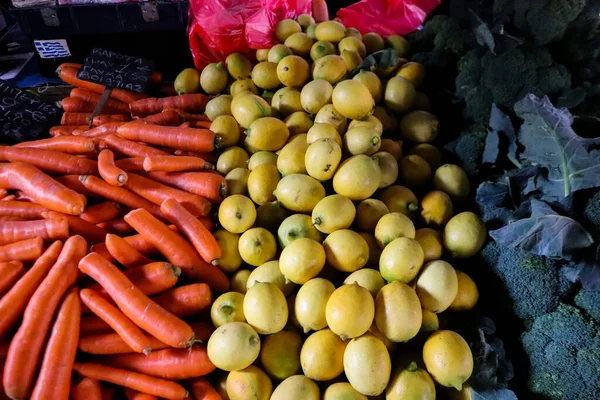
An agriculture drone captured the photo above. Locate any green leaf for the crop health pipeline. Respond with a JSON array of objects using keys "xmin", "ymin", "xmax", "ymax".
[{"xmin": 348, "ymin": 49, "xmax": 398, "ymax": 78}]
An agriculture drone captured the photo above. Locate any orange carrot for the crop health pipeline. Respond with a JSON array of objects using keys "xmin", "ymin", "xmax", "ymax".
[
  {"xmin": 79, "ymin": 175, "xmax": 163, "ymax": 219},
  {"xmin": 78, "ymin": 253, "xmax": 194, "ymax": 348},
  {"xmin": 143, "ymin": 155, "xmax": 213, "ymax": 172},
  {"xmin": 0, "ymin": 237, "xmax": 44, "ymax": 262},
  {"xmin": 179, "ymin": 122, "xmax": 191, "ymax": 128},
  {"xmin": 173, "ymin": 150, "xmax": 218, "ymax": 164},
  {"xmin": 190, "ymin": 120, "xmax": 212, "ymax": 128},
  {"xmin": 80, "ymin": 288, "xmax": 152, "ymax": 355},
  {"xmin": 30, "ymin": 287, "xmax": 80, "ymax": 400},
  {"xmin": 117, "ymin": 122, "xmax": 217, "ymax": 153},
  {"xmin": 57, "ymin": 62, "xmax": 82, "ymax": 70},
  {"xmin": 99, "ymin": 149, "xmax": 128, "ymax": 186},
  {"xmin": 104, "ymin": 234, "xmax": 151, "ymax": 268},
  {"xmin": 186, "ymin": 377, "xmax": 222, "ymax": 400},
  {"xmin": 41, "ymin": 211, "xmax": 107, "ymax": 244},
  {"xmin": 103, "ymin": 134, "xmax": 170, "ymax": 158},
  {"xmin": 125, "ymin": 173, "xmax": 211, "ymax": 217},
  {"xmin": 0, "ymin": 215, "xmax": 25, "ymax": 221},
  {"xmin": 13, "ymin": 190, "xmax": 37, "ymax": 202},
  {"xmin": 114, "ymin": 157, "xmax": 145, "ymax": 172},
  {"xmin": 159, "ymin": 84, "xmax": 178, "ymax": 97},
  {"xmin": 79, "ymin": 314, "xmax": 116, "ymax": 337},
  {"xmin": 152, "ymin": 284, "xmax": 212, "ymax": 317},
  {"xmin": 0, "ymin": 195, "xmax": 16, "ymax": 202},
  {"xmin": 54, "ymin": 174, "xmax": 98, "ymax": 198},
  {"xmin": 0, "ymin": 201, "xmax": 47, "ymax": 219},
  {"xmin": 3, "ymin": 236, "xmax": 86, "ymax": 399},
  {"xmin": 168, "ymin": 109, "xmax": 210, "ymax": 122},
  {"xmin": 97, "ymin": 218, "xmax": 135, "ymax": 236},
  {"xmin": 70, "ymin": 88, "xmax": 130, "ymax": 113},
  {"xmin": 80, "ymin": 202, "xmax": 120, "ymax": 224},
  {"xmin": 60, "ymin": 112, "xmax": 113, "ymax": 126},
  {"xmin": 0, "ymin": 261, "xmax": 24, "ymax": 296},
  {"xmin": 101, "ymin": 384, "xmax": 115, "ymax": 400},
  {"xmin": 0, "ymin": 218, "xmax": 69, "ymax": 245},
  {"xmin": 83, "ymin": 122, "xmax": 126, "ymax": 138},
  {"xmin": 125, "ymin": 388, "xmax": 158, "ymax": 400},
  {"xmin": 150, "ymin": 71, "xmax": 162, "ymax": 83},
  {"xmin": 72, "ymin": 363, "xmax": 188, "ymax": 399},
  {"xmin": 140, "ymin": 110, "xmax": 182, "ymax": 126},
  {"xmin": 50, "ymin": 125, "xmax": 88, "ymax": 136},
  {"xmin": 61, "ymin": 97, "xmax": 128, "ymax": 114},
  {"xmin": 130, "ymin": 94, "xmax": 209, "ymax": 116},
  {"xmin": 14, "ymin": 136, "xmax": 95, "ymax": 154},
  {"xmin": 124, "ymin": 208, "xmax": 228, "ymax": 292},
  {"xmin": 0, "ymin": 342, "xmax": 8, "ymax": 360},
  {"xmin": 0, "ymin": 241, "xmax": 63, "ymax": 338},
  {"xmin": 0, "ymin": 146, "xmax": 98, "ymax": 175},
  {"xmin": 312, "ymin": 0, "xmax": 329, "ymax": 22},
  {"xmin": 92, "ymin": 114, "xmax": 130, "ymax": 126},
  {"xmin": 146, "ymin": 171, "xmax": 227, "ymax": 203},
  {"xmin": 71, "ymin": 378, "xmax": 103, "ymax": 400}
]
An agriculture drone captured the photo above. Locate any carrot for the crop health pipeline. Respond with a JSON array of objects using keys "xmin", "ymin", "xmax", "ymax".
[
  {"xmin": 101, "ymin": 383, "xmax": 116, "ymax": 400},
  {"xmin": 71, "ymin": 378, "xmax": 103, "ymax": 400},
  {"xmin": 30, "ymin": 287, "xmax": 80, "ymax": 400},
  {"xmin": 173, "ymin": 150, "xmax": 219, "ymax": 164},
  {"xmin": 168, "ymin": 109, "xmax": 210, "ymax": 122},
  {"xmin": 125, "ymin": 388, "xmax": 158, "ymax": 400},
  {"xmin": 103, "ymin": 134, "xmax": 170, "ymax": 158},
  {"xmin": 97, "ymin": 218, "xmax": 135, "ymax": 235},
  {"xmin": 0, "ymin": 241, "xmax": 63, "ymax": 338},
  {"xmin": 0, "ymin": 218, "xmax": 69, "ymax": 245},
  {"xmin": 152, "ymin": 284, "xmax": 212, "ymax": 317},
  {"xmin": 50, "ymin": 125, "xmax": 89, "ymax": 135},
  {"xmin": 0, "ymin": 237, "xmax": 44, "ymax": 262},
  {"xmin": 151, "ymin": 71, "xmax": 162, "ymax": 83},
  {"xmin": 186, "ymin": 377, "xmax": 222, "ymax": 400},
  {"xmin": 73, "ymin": 363, "xmax": 188, "ymax": 399},
  {"xmin": 53, "ymin": 174, "xmax": 97, "ymax": 199},
  {"xmin": 146, "ymin": 171, "xmax": 227, "ymax": 203},
  {"xmin": 124, "ymin": 208, "xmax": 228, "ymax": 291},
  {"xmin": 79, "ymin": 175, "xmax": 163, "ymax": 220},
  {"xmin": 78, "ymin": 253, "xmax": 194, "ymax": 348},
  {"xmin": 41, "ymin": 211, "xmax": 107, "ymax": 244},
  {"xmin": 98, "ymin": 149, "xmax": 128, "ymax": 186},
  {"xmin": 142, "ymin": 155, "xmax": 212, "ymax": 172},
  {"xmin": 83, "ymin": 122, "xmax": 126, "ymax": 138},
  {"xmin": 0, "ymin": 261, "xmax": 24, "ymax": 296},
  {"xmin": 312, "ymin": 0, "xmax": 329, "ymax": 22},
  {"xmin": 61, "ymin": 97, "xmax": 128, "ymax": 114},
  {"xmin": 79, "ymin": 314, "xmax": 115, "ymax": 337},
  {"xmin": 14, "ymin": 136, "xmax": 95, "ymax": 154},
  {"xmin": 141, "ymin": 110, "xmax": 182, "ymax": 126},
  {"xmin": 190, "ymin": 120, "xmax": 212, "ymax": 129},
  {"xmin": 0, "ymin": 201, "xmax": 47, "ymax": 219},
  {"xmin": 92, "ymin": 114, "xmax": 130, "ymax": 126},
  {"xmin": 117, "ymin": 122, "xmax": 217, "ymax": 153},
  {"xmin": 159, "ymin": 84, "xmax": 178, "ymax": 97},
  {"xmin": 115, "ymin": 157, "xmax": 145, "ymax": 172},
  {"xmin": 104, "ymin": 234, "xmax": 151, "ymax": 268},
  {"xmin": 0, "ymin": 146, "xmax": 98, "ymax": 175},
  {"xmin": 57, "ymin": 62, "xmax": 82, "ymax": 70},
  {"xmin": 71, "ymin": 88, "xmax": 130, "ymax": 113},
  {"xmin": 179, "ymin": 121, "xmax": 191, "ymax": 128},
  {"xmin": 81, "ymin": 202, "xmax": 120, "ymax": 224},
  {"xmin": 3, "ymin": 236, "xmax": 86, "ymax": 399},
  {"xmin": 130, "ymin": 94, "xmax": 209, "ymax": 116},
  {"xmin": 125, "ymin": 173, "xmax": 211, "ymax": 217}
]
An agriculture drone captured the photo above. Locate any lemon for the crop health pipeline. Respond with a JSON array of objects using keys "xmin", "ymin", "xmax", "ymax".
[
  {"xmin": 285, "ymin": 111, "xmax": 313, "ymax": 134},
  {"xmin": 399, "ymin": 154, "xmax": 432, "ymax": 187},
  {"xmin": 341, "ymin": 50, "xmax": 362, "ymax": 70},
  {"xmin": 256, "ymin": 48, "xmax": 269, "ymax": 62},
  {"xmin": 343, "ymin": 127, "xmax": 381, "ymax": 156},
  {"xmin": 243, "ymin": 282, "xmax": 288, "ymax": 335},
  {"xmin": 306, "ymin": 123, "xmax": 341, "ymax": 147},
  {"xmin": 301, "ymin": 328, "xmax": 348, "ymax": 381},
  {"xmin": 423, "ymin": 330, "xmax": 473, "ymax": 390},
  {"xmin": 230, "ymin": 78, "xmax": 258, "ymax": 96},
  {"xmin": 250, "ymin": 62, "xmax": 280, "ymax": 90},
  {"xmin": 268, "ymin": 44, "xmax": 293, "ymax": 64},
  {"xmin": 214, "ymin": 371, "xmax": 229, "ymax": 399},
  {"xmin": 375, "ymin": 281, "xmax": 422, "ymax": 342},
  {"xmin": 248, "ymin": 151, "xmax": 278, "ymax": 170},
  {"xmin": 373, "ymin": 106, "xmax": 398, "ymax": 134},
  {"xmin": 387, "ymin": 35, "xmax": 410, "ymax": 57},
  {"xmin": 386, "ymin": 361, "xmax": 436, "ymax": 400},
  {"xmin": 313, "ymin": 55, "xmax": 347, "ymax": 84},
  {"xmin": 399, "ymin": 111, "xmax": 440, "ymax": 143},
  {"xmin": 305, "ymin": 139, "xmax": 342, "ymax": 181},
  {"xmin": 218, "ymin": 194, "xmax": 256, "ymax": 234},
  {"xmin": 231, "ymin": 93, "xmax": 271, "ymax": 129},
  {"xmin": 416, "ymin": 260, "xmax": 459, "ymax": 313},
  {"xmin": 359, "ymin": 232, "xmax": 382, "ymax": 269},
  {"xmin": 226, "ymin": 53, "xmax": 252, "ymax": 79},
  {"xmin": 348, "ymin": 115, "xmax": 383, "ymax": 135},
  {"xmin": 270, "ymin": 87, "xmax": 296, "ymax": 111},
  {"xmin": 271, "ymin": 375, "xmax": 320, "ymax": 400},
  {"xmin": 314, "ymin": 104, "xmax": 348, "ymax": 133},
  {"xmin": 284, "ymin": 32, "xmax": 313, "ymax": 58},
  {"xmin": 295, "ymin": 278, "xmax": 335, "ymax": 332},
  {"xmin": 408, "ymin": 144, "xmax": 443, "ymax": 170},
  {"xmin": 207, "ymin": 322, "xmax": 260, "ymax": 371},
  {"xmin": 385, "ymin": 76, "xmax": 416, "ymax": 113},
  {"xmin": 275, "ymin": 19, "xmax": 302, "ymax": 42},
  {"xmin": 323, "ymin": 382, "xmax": 367, "ymax": 400},
  {"xmin": 200, "ymin": 62, "xmax": 228, "ymax": 94},
  {"xmin": 246, "ymin": 261, "xmax": 293, "ymax": 296},
  {"xmin": 344, "ymin": 27, "xmax": 362, "ymax": 38},
  {"xmin": 338, "ymin": 36, "xmax": 366, "ymax": 57},
  {"xmin": 333, "ymin": 155, "xmax": 381, "ymax": 200},
  {"xmin": 420, "ymin": 308, "xmax": 439, "ymax": 333},
  {"xmin": 276, "ymin": 137, "xmax": 308, "ymax": 175},
  {"xmin": 413, "ymin": 92, "xmax": 431, "ymax": 111},
  {"xmin": 379, "ymin": 237, "xmax": 424, "ymax": 283},
  {"xmin": 217, "ymin": 146, "xmax": 249, "ymax": 175},
  {"xmin": 343, "ymin": 268, "xmax": 386, "ymax": 298},
  {"xmin": 343, "ymin": 333, "xmax": 391, "ymax": 396},
  {"xmin": 446, "ymin": 384, "xmax": 476, "ymax": 400},
  {"xmin": 362, "ymin": 32, "xmax": 385, "ymax": 54},
  {"xmin": 353, "ymin": 70, "xmax": 383, "ymax": 103},
  {"xmin": 301, "ymin": 79, "xmax": 333, "ymax": 114},
  {"xmin": 324, "ymin": 229, "xmax": 369, "ymax": 273},
  {"xmin": 306, "ymin": 24, "xmax": 317, "ymax": 39},
  {"xmin": 315, "ymin": 20, "xmax": 346, "ymax": 42},
  {"xmin": 205, "ymin": 95, "xmax": 233, "ymax": 120},
  {"xmin": 277, "ymin": 55, "xmax": 310, "ymax": 88},
  {"xmin": 174, "ymin": 68, "xmax": 200, "ymax": 94},
  {"xmin": 414, "ymin": 228, "xmax": 443, "ymax": 262},
  {"xmin": 211, "ymin": 292, "xmax": 246, "ymax": 328},
  {"xmin": 378, "ymin": 185, "xmax": 418, "ymax": 217},
  {"xmin": 448, "ymin": 271, "xmax": 479, "ymax": 311},
  {"xmin": 312, "ymin": 194, "xmax": 355, "ymax": 233},
  {"xmin": 369, "ymin": 321, "xmax": 396, "ymax": 353},
  {"xmin": 286, "ymin": 294, "xmax": 302, "ymax": 332},
  {"xmin": 272, "ymin": 87, "xmax": 302, "ymax": 116},
  {"xmin": 374, "ymin": 59, "xmax": 401, "ymax": 78},
  {"xmin": 238, "ymin": 227, "xmax": 277, "ymax": 267},
  {"xmin": 420, "ymin": 190, "xmax": 454, "ymax": 228},
  {"xmin": 225, "ymin": 168, "xmax": 250, "ymax": 196},
  {"xmin": 373, "ymin": 151, "xmax": 399, "ymax": 188},
  {"xmin": 231, "ymin": 269, "xmax": 251, "ymax": 294},
  {"xmin": 297, "ymin": 13, "xmax": 315, "ymax": 29},
  {"xmin": 355, "ymin": 199, "xmax": 389, "ymax": 232},
  {"xmin": 396, "ymin": 62, "xmax": 425, "ymax": 88},
  {"xmin": 433, "ymin": 164, "xmax": 470, "ymax": 201},
  {"xmin": 379, "ymin": 139, "xmax": 403, "ymax": 162},
  {"xmin": 260, "ymin": 330, "xmax": 302, "ymax": 380},
  {"xmin": 326, "ymin": 283, "xmax": 374, "ymax": 339},
  {"xmin": 443, "ymin": 211, "xmax": 486, "ymax": 258},
  {"xmin": 255, "ymin": 201, "xmax": 289, "ymax": 233},
  {"xmin": 226, "ymin": 365, "xmax": 272, "ymax": 400},
  {"xmin": 274, "ymin": 174, "xmax": 325, "ymax": 212},
  {"xmin": 375, "ymin": 212, "xmax": 416, "ymax": 248},
  {"xmin": 332, "ymin": 80, "xmax": 374, "ymax": 121},
  {"xmin": 211, "ymin": 115, "xmax": 241, "ymax": 148},
  {"xmin": 245, "ymin": 117, "xmax": 289, "ymax": 152},
  {"xmin": 310, "ymin": 40, "xmax": 336, "ymax": 61},
  {"xmin": 279, "ymin": 238, "xmax": 326, "ymax": 284},
  {"xmin": 214, "ymin": 229, "xmax": 242, "ymax": 273}
]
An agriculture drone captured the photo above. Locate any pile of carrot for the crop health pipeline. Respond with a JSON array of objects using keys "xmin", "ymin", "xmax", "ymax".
[{"xmin": 0, "ymin": 63, "xmax": 230, "ymax": 400}]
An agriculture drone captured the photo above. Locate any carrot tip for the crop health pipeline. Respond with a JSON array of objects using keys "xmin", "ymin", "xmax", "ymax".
[
  {"xmin": 117, "ymin": 173, "xmax": 128, "ymax": 185},
  {"xmin": 171, "ymin": 265, "xmax": 182, "ymax": 277},
  {"xmin": 210, "ymin": 259, "xmax": 218, "ymax": 266},
  {"xmin": 204, "ymin": 162, "xmax": 215, "ymax": 171},
  {"xmin": 143, "ymin": 347, "xmax": 152, "ymax": 355}
]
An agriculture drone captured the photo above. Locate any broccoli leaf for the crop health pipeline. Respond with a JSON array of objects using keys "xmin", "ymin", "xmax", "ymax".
[
  {"xmin": 472, "ymin": 389, "xmax": 518, "ymax": 400},
  {"xmin": 475, "ymin": 23, "xmax": 496, "ymax": 53},
  {"xmin": 490, "ymin": 199, "xmax": 594, "ymax": 259},
  {"xmin": 348, "ymin": 49, "xmax": 398, "ymax": 78},
  {"xmin": 565, "ymin": 245, "xmax": 600, "ymax": 290},
  {"xmin": 482, "ymin": 131, "xmax": 500, "ymax": 164},
  {"xmin": 483, "ymin": 105, "xmax": 520, "ymax": 166},
  {"xmin": 514, "ymin": 94, "xmax": 600, "ymax": 198},
  {"xmin": 470, "ymin": 317, "xmax": 515, "ymax": 389},
  {"xmin": 477, "ymin": 181, "xmax": 510, "ymax": 206}
]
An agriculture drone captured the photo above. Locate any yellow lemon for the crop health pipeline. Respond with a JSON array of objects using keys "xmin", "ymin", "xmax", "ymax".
[
  {"xmin": 231, "ymin": 93, "xmax": 271, "ymax": 129},
  {"xmin": 311, "ymin": 194, "xmax": 355, "ymax": 234},
  {"xmin": 218, "ymin": 194, "xmax": 256, "ymax": 233},
  {"xmin": 251, "ymin": 62, "xmax": 281, "ymax": 90},
  {"xmin": 375, "ymin": 212, "xmax": 416, "ymax": 248},
  {"xmin": 413, "ymin": 91, "xmax": 431, "ymax": 111},
  {"xmin": 373, "ymin": 106, "xmax": 398, "ymax": 134},
  {"xmin": 244, "ymin": 282, "xmax": 288, "ymax": 335},
  {"xmin": 275, "ymin": 19, "xmax": 302, "ymax": 42},
  {"xmin": 345, "ymin": 27, "xmax": 362, "ymax": 39},
  {"xmin": 343, "ymin": 333, "xmax": 391, "ymax": 396},
  {"xmin": 207, "ymin": 322, "xmax": 260, "ymax": 371},
  {"xmin": 297, "ymin": 13, "xmax": 315, "ymax": 29},
  {"xmin": 379, "ymin": 237, "xmax": 424, "ymax": 283},
  {"xmin": 277, "ymin": 55, "xmax": 310, "ymax": 87},
  {"xmin": 247, "ymin": 260, "xmax": 296, "ymax": 296},
  {"xmin": 378, "ymin": 185, "xmax": 419, "ymax": 217},
  {"xmin": 343, "ymin": 127, "xmax": 381, "ymax": 156},
  {"xmin": 271, "ymin": 375, "xmax": 320, "ymax": 400},
  {"xmin": 285, "ymin": 111, "xmax": 313, "ymax": 134},
  {"xmin": 295, "ymin": 278, "xmax": 336, "ymax": 333},
  {"xmin": 326, "ymin": 283, "xmax": 374, "ymax": 340},
  {"xmin": 174, "ymin": 68, "xmax": 200, "ymax": 95},
  {"xmin": 387, "ymin": 35, "xmax": 411, "ymax": 57},
  {"xmin": 301, "ymin": 328, "xmax": 348, "ymax": 381},
  {"xmin": 217, "ymin": 146, "xmax": 249, "ymax": 175},
  {"xmin": 211, "ymin": 292, "xmax": 245, "ymax": 328},
  {"xmin": 362, "ymin": 32, "xmax": 385, "ymax": 54},
  {"xmin": 306, "ymin": 123, "xmax": 342, "ymax": 146},
  {"xmin": 276, "ymin": 134, "xmax": 308, "ymax": 176},
  {"xmin": 356, "ymin": 199, "xmax": 389, "ymax": 232},
  {"xmin": 313, "ymin": 55, "xmax": 347, "ymax": 84},
  {"xmin": 214, "ymin": 229, "xmax": 242, "ymax": 273},
  {"xmin": 333, "ymin": 155, "xmax": 381, "ymax": 200},
  {"xmin": 414, "ymin": 228, "xmax": 443, "ymax": 262},
  {"xmin": 310, "ymin": 40, "xmax": 336, "ymax": 61},
  {"xmin": 340, "ymin": 50, "xmax": 362, "ymax": 70},
  {"xmin": 385, "ymin": 76, "xmax": 416, "ymax": 113},
  {"xmin": 369, "ymin": 321, "xmax": 396, "ymax": 353},
  {"xmin": 433, "ymin": 164, "xmax": 470, "ymax": 201},
  {"xmin": 245, "ymin": 117, "xmax": 289, "ymax": 152},
  {"xmin": 399, "ymin": 154, "xmax": 432, "ymax": 188},
  {"xmin": 247, "ymin": 164, "xmax": 280, "ymax": 206},
  {"xmin": 268, "ymin": 44, "xmax": 293, "ymax": 64},
  {"xmin": 255, "ymin": 201, "xmax": 289, "ymax": 234},
  {"xmin": 315, "ymin": 20, "xmax": 346, "ymax": 42},
  {"xmin": 338, "ymin": 36, "xmax": 366, "ymax": 57},
  {"xmin": 379, "ymin": 139, "xmax": 403, "ymax": 160},
  {"xmin": 238, "ymin": 227, "xmax": 277, "ymax": 267},
  {"xmin": 211, "ymin": 115, "xmax": 241, "ymax": 148},
  {"xmin": 200, "ymin": 62, "xmax": 229, "ymax": 94},
  {"xmin": 306, "ymin": 24, "xmax": 317, "ymax": 39},
  {"xmin": 359, "ymin": 232, "xmax": 382, "ymax": 269},
  {"xmin": 273, "ymin": 87, "xmax": 303, "ymax": 116},
  {"xmin": 284, "ymin": 32, "xmax": 314, "ymax": 58},
  {"xmin": 314, "ymin": 104, "xmax": 348, "ymax": 133},
  {"xmin": 230, "ymin": 270, "xmax": 251, "ymax": 294},
  {"xmin": 323, "ymin": 382, "xmax": 367, "ymax": 400},
  {"xmin": 225, "ymin": 168, "xmax": 250, "ymax": 196},
  {"xmin": 375, "ymin": 282, "xmax": 422, "ymax": 342},
  {"xmin": 343, "ymin": 268, "xmax": 386, "ymax": 298},
  {"xmin": 301, "ymin": 79, "xmax": 333, "ymax": 114},
  {"xmin": 423, "ymin": 330, "xmax": 473, "ymax": 390},
  {"xmin": 448, "ymin": 270, "xmax": 479, "ymax": 311},
  {"xmin": 247, "ymin": 151, "xmax": 277, "ymax": 171},
  {"xmin": 277, "ymin": 213, "xmax": 323, "ymax": 248},
  {"xmin": 353, "ymin": 70, "xmax": 383, "ymax": 103},
  {"xmin": 396, "ymin": 62, "xmax": 425, "ymax": 88},
  {"xmin": 226, "ymin": 365, "xmax": 273, "ymax": 400},
  {"xmin": 205, "ymin": 94, "xmax": 233, "ymax": 121},
  {"xmin": 386, "ymin": 361, "xmax": 436, "ymax": 400},
  {"xmin": 256, "ymin": 48, "xmax": 269, "ymax": 62},
  {"xmin": 421, "ymin": 190, "xmax": 454, "ymax": 227},
  {"xmin": 230, "ymin": 78, "xmax": 258, "ymax": 96},
  {"xmin": 279, "ymin": 238, "xmax": 326, "ymax": 284},
  {"xmin": 332, "ymin": 80, "xmax": 374, "ymax": 121},
  {"xmin": 399, "ymin": 111, "xmax": 440, "ymax": 143},
  {"xmin": 260, "ymin": 330, "xmax": 302, "ymax": 380},
  {"xmin": 409, "ymin": 143, "xmax": 443, "ymax": 171},
  {"xmin": 443, "ymin": 212, "xmax": 487, "ymax": 258},
  {"xmin": 420, "ymin": 308, "xmax": 439, "ymax": 334},
  {"xmin": 274, "ymin": 174, "xmax": 325, "ymax": 212},
  {"xmin": 324, "ymin": 229, "xmax": 369, "ymax": 273},
  {"xmin": 347, "ymin": 115, "xmax": 383, "ymax": 135},
  {"xmin": 305, "ymin": 138, "xmax": 342, "ymax": 181},
  {"xmin": 286, "ymin": 294, "xmax": 302, "ymax": 332},
  {"xmin": 373, "ymin": 151, "xmax": 399, "ymax": 188},
  {"xmin": 226, "ymin": 53, "xmax": 252, "ymax": 79},
  {"xmin": 416, "ymin": 260, "xmax": 459, "ymax": 313}
]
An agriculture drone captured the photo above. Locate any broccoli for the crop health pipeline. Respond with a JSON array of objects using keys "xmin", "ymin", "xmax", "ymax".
[
  {"xmin": 574, "ymin": 288, "xmax": 600, "ymax": 323},
  {"xmin": 443, "ymin": 123, "xmax": 487, "ymax": 177},
  {"xmin": 407, "ymin": 15, "xmax": 468, "ymax": 56},
  {"xmin": 520, "ymin": 304, "xmax": 600, "ymax": 399},
  {"xmin": 583, "ymin": 189, "xmax": 600, "ymax": 233}
]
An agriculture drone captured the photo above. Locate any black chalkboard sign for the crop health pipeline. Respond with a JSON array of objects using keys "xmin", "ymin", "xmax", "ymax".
[
  {"xmin": 77, "ymin": 48, "xmax": 154, "ymax": 93},
  {"xmin": 0, "ymin": 80, "xmax": 61, "ymax": 143}
]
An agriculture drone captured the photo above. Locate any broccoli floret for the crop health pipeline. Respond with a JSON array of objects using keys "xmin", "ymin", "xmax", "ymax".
[
  {"xmin": 443, "ymin": 123, "xmax": 487, "ymax": 176},
  {"xmin": 575, "ymin": 288, "xmax": 600, "ymax": 322},
  {"xmin": 408, "ymin": 15, "xmax": 467, "ymax": 56},
  {"xmin": 521, "ymin": 304, "xmax": 600, "ymax": 399},
  {"xmin": 583, "ymin": 190, "xmax": 600, "ymax": 233}
]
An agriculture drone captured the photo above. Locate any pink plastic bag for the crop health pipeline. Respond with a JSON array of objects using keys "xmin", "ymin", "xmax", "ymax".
[{"xmin": 337, "ymin": 0, "xmax": 441, "ymax": 37}]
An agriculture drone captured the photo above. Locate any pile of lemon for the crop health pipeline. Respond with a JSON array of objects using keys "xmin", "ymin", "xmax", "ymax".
[{"xmin": 176, "ymin": 14, "xmax": 488, "ymax": 400}]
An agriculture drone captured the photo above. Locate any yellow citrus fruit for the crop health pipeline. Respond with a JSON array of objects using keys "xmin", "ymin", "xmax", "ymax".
[
  {"xmin": 275, "ymin": 19, "xmax": 302, "ymax": 42},
  {"xmin": 355, "ymin": 198, "xmax": 389, "ymax": 232},
  {"xmin": 408, "ymin": 143, "xmax": 443, "ymax": 171},
  {"xmin": 301, "ymin": 79, "xmax": 333, "ymax": 114},
  {"xmin": 423, "ymin": 330, "xmax": 473, "ymax": 390},
  {"xmin": 251, "ymin": 62, "xmax": 281, "ymax": 90},
  {"xmin": 343, "ymin": 332, "xmax": 391, "ymax": 396},
  {"xmin": 207, "ymin": 322, "xmax": 260, "ymax": 371},
  {"xmin": 396, "ymin": 62, "xmax": 425, "ymax": 88},
  {"xmin": 225, "ymin": 168, "xmax": 250, "ymax": 196},
  {"xmin": 231, "ymin": 93, "xmax": 272, "ymax": 129},
  {"xmin": 338, "ymin": 36, "xmax": 366, "ymax": 57},
  {"xmin": 323, "ymin": 229, "xmax": 369, "ymax": 273},
  {"xmin": 347, "ymin": 115, "xmax": 383, "ymax": 135},
  {"xmin": 313, "ymin": 55, "xmax": 347, "ymax": 84},
  {"xmin": 379, "ymin": 237, "xmax": 424, "ymax": 283},
  {"xmin": 285, "ymin": 294, "xmax": 302, "ymax": 332},
  {"xmin": 274, "ymin": 174, "xmax": 325, "ymax": 212},
  {"xmin": 315, "ymin": 21, "xmax": 346, "ymax": 42},
  {"xmin": 369, "ymin": 321, "xmax": 396, "ymax": 354},
  {"xmin": 243, "ymin": 282, "xmax": 288, "ymax": 336},
  {"xmin": 213, "ymin": 229, "xmax": 242, "ymax": 273},
  {"xmin": 277, "ymin": 213, "xmax": 323, "ymax": 248},
  {"xmin": 314, "ymin": 104, "xmax": 348, "ymax": 133},
  {"xmin": 353, "ymin": 70, "xmax": 383, "ymax": 103},
  {"xmin": 359, "ymin": 232, "xmax": 383, "ymax": 269},
  {"xmin": 245, "ymin": 117, "xmax": 289, "ymax": 152},
  {"xmin": 254, "ymin": 200, "xmax": 288, "ymax": 232},
  {"xmin": 256, "ymin": 48, "xmax": 269, "ymax": 62},
  {"xmin": 277, "ymin": 55, "xmax": 310, "ymax": 88},
  {"xmin": 414, "ymin": 228, "xmax": 443, "ymax": 262},
  {"xmin": 340, "ymin": 50, "xmax": 362, "ymax": 70},
  {"xmin": 379, "ymin": 138, "xmax": 403, "ymax": 160},
  {"xmin": 375, "ymin": 281, "xmax": 422, "ymax": 342},
  {"xmin": 375, "ymin": 212, "xmax": 416, "ymax": 248},
  {"xmin": 399, "ymin": 154, "xmax": 432, "ymax": 187},
  {"xmin": 217, "ymin": 146, "xmax": 249, "ymax": 175},
  {"xmin": 343, "ymin": 127, "xmax": 381, "ymax": 156},
  {"xmin": 311, "ymin": 194, "xmax": 355, "ymax": 234},
  {"xmin": 230, "ymin": 269, "xmax": 251, "ymax": 294},
  {"xmin": 323, "ymin": 382, "xmax": 367, "ymax": 400},
  {"xmin": 285, "ymin": 32, "xmax": 314, "ymax": 58},
  {"xmin": 276, "ymin": 134, "xmax": 308, "ymax": 176},
  {"xmin": 433, "ymin": 164, "xmax": 470, "ymax": 201},
  {"xmin": 268, "ymin": 44, "xmax": 293, "ymax": 64},
  {"xmin": 343, "ymin": 268, "xmax": 386, "ymax": 299},
  {"xmin": 305, "ymin": 137, "xmax": 344, "ymax": 181},
  {"xmin": 260, "ymin": 330, "xmax": 302, "ymax": 380},
  {"xmin": 174, "ymin": 68, "xmax": 200, "ymax": 95},
  {"xmin": 226, "ymin": 365, "xmax": 273, "ymax": 400},
  {"xmin": 400, "ymin": 111, "xmax": 440, "ymax": 143},
  {"xmin": 205, "ymin": 94, "xmax": 233, "ymax": 121},
  {"xmin": 238, "ymin": 227, "xmax": 277, "ymax": 266},
  {"xmin": 295, "ymin": 278, "xmax": 335, "ymax": 333},
  {"xmin": 301, "ymin": 328, "xmax": 348, "ymax": 381},
  {"xmin": 248, "ymin": 151, "xmax": 278, "ymax": 170},
  {"xmin": 271, "ymin": 375, "xmax": 320, "ymax": 400},
  {"xmin": 420, "ymin": 308, "xmax": 439, "ymax": 334},
  {"xmin": 373, "ymin": 151, "xmax": 399, "ymax": 188},
  {"xmin": 225, "ymin": 53, "xmax": 252, "ymax": 79},
  {"xmin": 362, "ymin": 32, "xmax": 385, "ymax": 54},
  {"xmin": 384, "ymin": 76, "xmax": 416, "ymax": 113},
  {"xmin": 421, "ymin": 190, "xmax": 454, "ymax": 227},
  {"xmin": 333, "ymin": 155, "xmax": 381, "ymax": 201},
  {"xmin": 378, "ymin": 185, "xmax": 418, "ymax": 217},
  {"xmin": 218, "ymin": 194, "xmax": 256, "ymax": 234},
  {"xmin": 211, "ymin": 115, "xmax": 241, "ymax": 148},
  {"xmin": 211, "ymin": 291, "xmax": 245, "ymax": 328},
  {"xmin": 326, "ymin": 283, "xmax": 374, "ymax": 340},
  {"xmin": 386, "ymin": 361, "xmax": 436, "ymax": 400},
  {"xmin": 443, "ymin": 212, "xmax": 487, "ymax": 258},
  {"xmin": 230, "ymin": 78, "xmax": 258, "ymax": 96},
  {"xmin": 275, "ymin": 88, "xmax": 303, "ymax": 116},
  {"xmin": 247, "ymin": 164, "xmax": 280, "ymax": 206},
  {"xmin": 373, "ymin": 106, "xmax": 398, "ymax": 134},
  {"xmin": 310, "ymin": 40, "xmax": 336, "ymax": 61},
  {"xmin": 279, "ymin": 238, "xmax": 326, "ymax": 284},
  {"xmin": 448, "ymin": 271, "xmax": 479, "ymax": 311},
  {"xmin": 200, "ymin": 62, "xmax": 229, "ymax": 94},
  {"xmin": 306, "ymin": 123, "xmax": 342, "ymax": 146},
  {"xmin": 416, "ymin": 260, "xmax": 459, "ymax": 313},
  {"xmin": 284, "ymin": 111, "xmax": 313, "ymax": 134},
  {"xmin": 345, "ymin": 27, "xmax": 362, "ymax": 39},
  {"xmin": 297, "ymin": 13, "xmax": 315, "ymax": 29},
  {"xmin": 247, "ymin": 260, "xmax": 296, "ymax": 296},
  {"xmin": 387, "ymin": 35, "xmax": 411, "ymax": 57},
  {"xmin": 332, "ymin": 80, "xmax": 374, "ymax": 121}
]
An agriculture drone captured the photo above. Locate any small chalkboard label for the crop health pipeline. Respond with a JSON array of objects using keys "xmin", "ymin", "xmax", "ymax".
[
  {"xmin": 77, "ymin": 48, "xmax": 154, "ymax": 93},
  {"xmin": 0, "ymin": 80, "xmax": 61, "ymax": 143}
]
